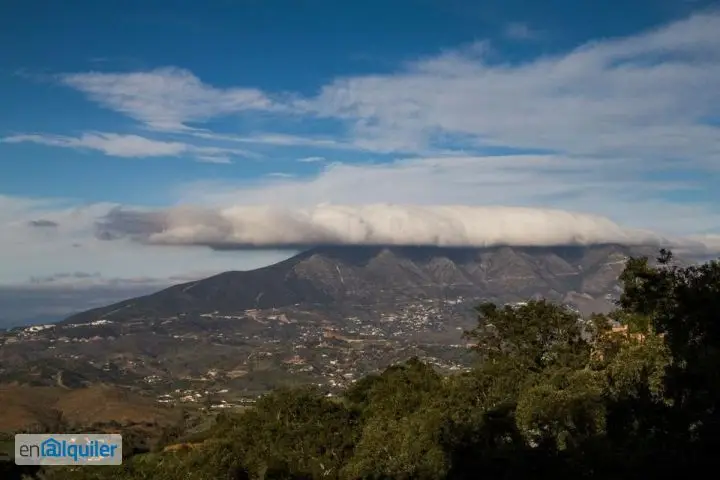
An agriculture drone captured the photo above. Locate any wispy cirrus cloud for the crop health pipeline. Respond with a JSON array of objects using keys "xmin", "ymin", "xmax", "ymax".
[
  {"xmin": 301, "ymin": 11, "xmax": 720, "ymax": 159},
  {"xmin": 1, "ymin": 132, "xmax": 255, "ymax": 163},
  {"xmin": 59, "ymin": 67, "xmax": 281, "ymax": 131},
  {"xmin": 47, "ymin": 11, "xmax": 720, "ymax": 163},
  {"xmin": 190, "ymin": 131, "xmax": 357, "ymax": 150}
]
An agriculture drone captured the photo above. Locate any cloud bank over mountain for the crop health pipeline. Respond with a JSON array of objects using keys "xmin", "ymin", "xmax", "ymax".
[{"xmin": 95, "ymin": 203, "xmax": 708, "ymax": 252}]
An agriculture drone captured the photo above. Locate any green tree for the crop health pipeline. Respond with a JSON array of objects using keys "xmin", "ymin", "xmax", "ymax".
[
  {"xmin": 615, "ymin": 249, "xmax": 720, "ymax": 472},
  {"xmin": 466, "ymin": 300, "xmax": 591, "ymax": 372},
  {"xmin": 226, "ymin": 387, "xmax": 359, "ymax": 479},
  {"xmin": 342, "ymin": 359, "xmax": 449, "ymax": 479}
]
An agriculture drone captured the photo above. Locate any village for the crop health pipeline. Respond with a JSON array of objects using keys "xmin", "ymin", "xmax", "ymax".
[{"xmin": 0, "ymin": 296, "xmax": 482, "ymax": 406}]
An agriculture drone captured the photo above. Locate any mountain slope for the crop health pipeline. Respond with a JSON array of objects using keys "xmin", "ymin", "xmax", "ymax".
[{"xmin": 61, "ymin": 244, "xmax": 661, "ymax": 324}]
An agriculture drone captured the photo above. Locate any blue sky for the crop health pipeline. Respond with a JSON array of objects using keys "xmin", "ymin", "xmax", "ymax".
[
  {"xmin": 1, "ymin": 0, "xmax": 716, "ymax": 204},
  {"xmin": 1, "ymin": 0, "xmax": 719, "ymax": 323}
]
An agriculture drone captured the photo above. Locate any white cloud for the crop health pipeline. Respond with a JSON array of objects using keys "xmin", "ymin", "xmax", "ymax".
[
  {"xmin": 60, "ymin": 67, "xmax": 279, "ymax": 131},
  {"xmin": 1, "ymin": 132, "xmax": 255, "ymax": 162},
  {"xmin": 302, "ymin": 11, "xmax": 720, "ymax": 158},
  {"xmin": 100, "ymin": 203, "xmax": 681, "ymax": 249},
  {"xmin": 298, "ymin": 156, "xmax": 326, "ymax": 163}
]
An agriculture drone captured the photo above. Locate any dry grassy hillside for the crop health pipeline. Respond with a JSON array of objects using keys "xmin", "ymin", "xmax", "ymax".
[{"xmin": 0, "ymin": 384, "xmax": 176, "ymax": 432}]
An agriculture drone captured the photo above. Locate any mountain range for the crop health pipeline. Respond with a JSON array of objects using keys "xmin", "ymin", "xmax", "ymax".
[
  {"xmin": 61, "ymin": 243, "xmax": 662, "ymax": 324},
  {"xmin": 0, "ymin": 243, "xmax": 669, "ymax": 409}
]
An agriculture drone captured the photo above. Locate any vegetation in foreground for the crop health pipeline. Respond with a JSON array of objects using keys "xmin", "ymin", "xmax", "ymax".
[{"xmin": 7, "ymin": 250, "xmax": 720, "ymax": 479}]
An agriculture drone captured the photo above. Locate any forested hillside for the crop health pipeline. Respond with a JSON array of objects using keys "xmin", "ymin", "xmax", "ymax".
[{"xmin": 13, "ymin": 250, "xmax": 720, "ymax": 479}]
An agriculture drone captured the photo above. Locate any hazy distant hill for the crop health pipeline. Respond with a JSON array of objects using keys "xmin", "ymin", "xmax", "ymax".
[{"xmin": 61, "ymin": 244, "xmax": 662, "ymax": 324}]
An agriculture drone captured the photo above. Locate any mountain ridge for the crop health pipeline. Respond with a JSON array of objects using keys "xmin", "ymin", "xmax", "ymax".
[{"xmin": 59, "ymin": 243, "xmax": 662, "ymax": 325}]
